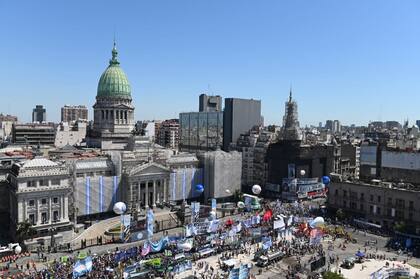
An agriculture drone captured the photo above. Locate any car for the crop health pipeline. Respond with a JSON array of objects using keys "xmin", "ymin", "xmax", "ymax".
[{"xmin": 341, "ymin": 257, "xmax": 356, "ymax": 269}]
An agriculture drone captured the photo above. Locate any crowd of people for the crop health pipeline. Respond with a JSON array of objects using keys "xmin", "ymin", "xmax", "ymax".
[{"xmin": 0, "ymin": 199, "xmax": 382, "ymax": 279}]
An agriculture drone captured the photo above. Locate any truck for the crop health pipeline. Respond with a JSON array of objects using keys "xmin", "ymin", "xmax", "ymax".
[{"xmin": 256, "ymin": 251, "xmax": 284, "ymax": 267}]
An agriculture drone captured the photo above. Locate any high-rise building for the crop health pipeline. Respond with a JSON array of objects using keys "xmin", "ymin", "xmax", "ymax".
[
  {"xmin": 416, "ymin": 120, "xmax": 420, "ymax": 128},
  {"xmin": 32, "ymin": 105, "xmax": 46, "ymax": 123},
  {"xmin": 179, "ymin": 111, "xmax": 223, "ymax": 152},
  {"xmin": 88, "ymin": 42, "xmax": 135, "ymax": 150},
  {"xmin": 156, "ymin": 119, "xmax": 180, "ymax": 149},
  {"xmin": 61, "ymin": 105, "xmax": 88, "ymax": 122},
  {"xmin": 199, "ymin": 94, "xmax": 222, "ymax": 112},
  {"xmin": 223, "ymin": 98, "xmax": 262, "ymax": 151}
]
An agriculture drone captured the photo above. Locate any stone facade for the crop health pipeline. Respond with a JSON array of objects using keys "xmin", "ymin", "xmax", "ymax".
[
  {"xmin": 8, "ymin": 158, "xmax": 71, "ymax": 238},
  {"xmin": 328, "ymin": 181, "xmax": 420, "ymax": 234}
]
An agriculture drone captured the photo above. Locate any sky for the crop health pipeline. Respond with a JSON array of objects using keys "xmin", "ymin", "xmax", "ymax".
[{"xmin": 1, "ymin": 1, "xmax": 420, "ymax": 126}]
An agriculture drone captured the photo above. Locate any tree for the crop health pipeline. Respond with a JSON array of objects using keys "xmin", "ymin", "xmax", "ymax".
[
  {"xmin": 323, "ymin": 271, "xmax": 345, "ymax": 279},
  {"xmin": 233, "ymin": 190, "xmax": 243, "ymax": 202},
  {"xmin": 335, "ymin": 208, "xmax": 345, "ymax": 221},
  {"xmin": 16, "ymin": 220, "xmax": 36, "ymax": 243}
]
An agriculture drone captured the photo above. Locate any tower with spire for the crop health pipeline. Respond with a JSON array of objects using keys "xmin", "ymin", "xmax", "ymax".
[{"xmin": 279, "ymin": 89, "xmax": 303, "ymax": 141}]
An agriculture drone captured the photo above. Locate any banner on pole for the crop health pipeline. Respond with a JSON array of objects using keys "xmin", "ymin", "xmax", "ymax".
[{"xmin": 147, "ymin": 209, "xmax": 154, "ymax": 239}]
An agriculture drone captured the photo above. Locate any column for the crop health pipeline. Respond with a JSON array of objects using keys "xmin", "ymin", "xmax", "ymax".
[
  {"xmin": 163, "ymin": 179, "xmax": 167, "ymax": 203},
  {"xmin": 145, "ymin": 181, "xmax": 149, "ymax": 208},
  {"xmin": 49, "ymin": 197, "xmax": 52, "ymax": 224},
  {"xmin": 61, "ymin": 196, "xmax": 64, "ymax": 221},
  {"xmin": 153, "ymin": 180, "xmax": 156, "ymax": 207},
  {"xmin": 37, "ymin": 199, "xmax": 41, "ymax": 225}
]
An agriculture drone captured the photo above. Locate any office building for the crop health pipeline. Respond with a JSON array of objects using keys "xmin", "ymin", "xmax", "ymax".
[
  {"xmin": 179, "ymin": 111, "xmax": 223, "ymax": 152},
  {"xmin": 61, "ymin": 105, "xmax": 88, "ymax": 122},
  {"xmin": 223, "ymin": 98, "xmax": 262, "ymax": 151},
  {"xmin": 12, "ymin": 123, "xmax": 56, "ymax": 146},
  {"xmin": 32, "ymin": 105, "xmax": 46, "ymax": 123},
  {"xmin": 199, "ymin": 94, "xmax": 222, "ymax": 112},
  {"xmin": 156, "ymin": 119, "xmax": 180, "ymax": 149}
]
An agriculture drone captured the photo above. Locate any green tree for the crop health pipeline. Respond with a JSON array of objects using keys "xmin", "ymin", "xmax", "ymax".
[
  {"xmin": 336, "ymin": 208, "xmax": 345, "ymax": 221},
  {"xmin": 323, "ymin": 271, "xmax": 345, "ymax": 279},
  {"xmin": 394, "ymin": 221, "xmax": 407, "ymax": 233},
  {"xmin": 16, "ymin": 220, "xmax": 36, "ymax": 243}
]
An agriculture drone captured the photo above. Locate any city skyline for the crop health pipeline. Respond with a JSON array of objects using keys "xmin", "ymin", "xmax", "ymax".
[{"xmin": 2, "ymin": 1, "xmax": 420, "ymax": 126}]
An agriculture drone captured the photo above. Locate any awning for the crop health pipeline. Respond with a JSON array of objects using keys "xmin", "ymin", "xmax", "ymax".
[{"xmin": 354, "ymin": 219, "xmax": 381, "ymax": 229}]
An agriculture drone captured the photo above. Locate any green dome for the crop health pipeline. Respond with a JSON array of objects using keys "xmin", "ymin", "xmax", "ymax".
[{"xmin": 97, "ymin": 44, "xmax": 131, "ymax": 99}]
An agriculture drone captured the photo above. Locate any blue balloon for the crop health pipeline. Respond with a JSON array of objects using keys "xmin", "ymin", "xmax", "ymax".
[
  {"xmin": 195, "ymin": 184, "xmax": 204, "ymax": 193},
  {"xmin": 322, "ymin": 176, "xmax": 330, "ymax": 185}
]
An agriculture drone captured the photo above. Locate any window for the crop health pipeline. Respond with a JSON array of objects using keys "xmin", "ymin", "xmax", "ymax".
[
  {"xmin": 53, "ymin": 197, "xmax": 58, "ymax": 204},
  {"xmin": 51, "ymin": 179, "xmax": 60, "ymax": 186},
  {"xmin": 409, "ymin": 201, "xmax": 414, "ymax": 210},
  {"xmin": 76, "ymin": 173, "xmax": 84, "ymax": 178},
  {"xmin": 377, "ymin": 196, "xmax": 381, "ymax": 203},
  {"xmin": 53, "ymin": 211, "xmax": 59, "ymax": 222},
  {"xmin": 388, "ymin": 197, "xmax": 392, "ymax": 205},
  {"xmin": 28, "ymin": 214, "xmax": 35, "ymax": 225},
  {"xmin": 409, "ymin": 212, "xmax": 413, "ymax": 221},
  {"xmin": 39, "ymin": 180, "xmax": 48, "ymax": 186},
  {"xmin": 27, "ymin": 181, "xmax": 36, "ymax": 187},
  {"xmin": 335, "ymin": 189, "xmax": 338, "ymax": 196},
  {"xmin": 343, "ymin": 190, "xmax": 347, "ymax": 197},
  {"xmin": 377, "ymin": 207, "xmax": 381, "ymax": 215},
  {"xmin": 370, "ymin": 195, "xmax": 374, "ymax": 202},
  {"xmin": 370, "ymin": 205, "xmax": 374, "ymax": 213},
  {"xmin": 360, "ymin": 204, "xmax": 364, "ymax": 211},
  {"xmin": 41, "ymin": 198, "xmax": 47, "ymax": 205},
  {"xmin": 41, "ymin": 212, "xmax": 48, "ymax": 224},
  {"xmin": 360, "ymin": 193, "xmax": 364, "ymax": 200},
  {"xmin": 28, "ymin": 200, "xmax": 35, "ymax": 207},
  {"xmin": 343, "ymin": 200, "xmax": 347, "ymax": 208}
]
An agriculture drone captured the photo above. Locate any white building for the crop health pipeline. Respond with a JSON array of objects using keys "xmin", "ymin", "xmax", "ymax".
[
  {"xmin": 55, "ymin": 120, "xmax": 87, "ymax": 148},
  {"xmin": 8, "ymin": 157, "xmax": 71, "ymax": 238}
]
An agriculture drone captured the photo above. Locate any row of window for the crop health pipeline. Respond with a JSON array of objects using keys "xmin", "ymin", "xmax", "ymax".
[
  {"xmin": 336, "ymin": 189, "xmax": 414, "ymax": 209},
  {"xmin": 28, "ymin": 197, "xmax": 59, "ymax": 207},
  {"xmin": 76, "ymin": 171, "xmax": 112, "ymax": 178},
  {"xmin": 28, "ymin": 211, "xmax": 60, "ymax": 225},
  {"xmin": 343, "ymin": 200, "xmax": 414, "ymax": 220},
  {"xmin": 27, "ymin": 179, "xmax": 60, "ymax": 187}
]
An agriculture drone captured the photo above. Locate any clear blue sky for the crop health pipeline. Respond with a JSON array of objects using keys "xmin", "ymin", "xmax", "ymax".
[{"xmin": 1, "ymin": 1, "xmax": 420, "ymax": 126}]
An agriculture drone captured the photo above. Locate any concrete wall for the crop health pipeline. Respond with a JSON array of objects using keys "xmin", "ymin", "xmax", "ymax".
[{"xmin": 382, "ymin": 151, "xmax": 420, "ymax": 170}]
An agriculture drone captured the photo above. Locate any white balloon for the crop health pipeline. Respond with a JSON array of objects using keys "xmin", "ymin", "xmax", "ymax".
[
  {"xmin": 225, "ymin": 189, "xmax": 232, "ymax": 194},
  {"xmin": 300, "ymin": 170, "xmax": 306, "ymax": 176},
  {"xmin": 113, "ymin": 202, "xmax": 127, "ymax": 215},
  {"xmin": 311, "ymin": 216, "xmax": 325, "ymax": 228},
  {"xmin": 252, "ymin": 185, "xmax": 261, "ymax": 195},
  {"xmin": 14, "ymin": 245, "xmax": 22, "ymax": 254},
  {"xmin": 237, "ymin": 201, "xmax": 245, "ymax": 208},
  {"xmin": 209, "ymin": 211, "xmax": 216, "ymax": 217}
]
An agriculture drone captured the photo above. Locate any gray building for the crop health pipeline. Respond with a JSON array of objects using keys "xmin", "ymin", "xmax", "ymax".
[
  {"xmin": 328, "ymin": 180, "xmax": 420, "ymax": 234},
  {"xmin": 199, "ymin": 94, "xmax": 222, "ymax": 112},
  {"xmin": 223, "ymin": 98, "xmax": 262, "ymax": 151},
  {"xmin": 198, "ymin": 150, "xmax": 242, "ymax": 200},
  {"xmin": 32, "ymin": 105, "xmax": 46, "ymax": 123},
  {"xmin": 8, "ymin": 158, "xmax": 71, "ymax": 239},
  {"xmin": 179, "ymin": 112, "xmax": 223, "ymax": 153},
  {"xmin": 12, "ymin": 123, "xmax": 56, "ymax": 146}
]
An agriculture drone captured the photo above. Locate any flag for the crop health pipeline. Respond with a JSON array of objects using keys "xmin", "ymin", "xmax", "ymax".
[
  {"xmin": 141, "ymin": 242, "xmax": 150, "ymax": 256},
  {"xmin": 147, "ymin": 209, "xmax": 154, "ymax": 239},
  {"xmin": 73, "ymin": 256, "xmax": 93, "ymax": 278}
]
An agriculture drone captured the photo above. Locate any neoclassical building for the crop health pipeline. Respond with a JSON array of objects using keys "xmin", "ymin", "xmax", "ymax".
[
  {"xmin": 88, "ymin": 42, "xmax": 135, "ymax": 150},
  {"xmin": 8, "ymin": 158, "xmax": 71, "ymax": 237}
]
